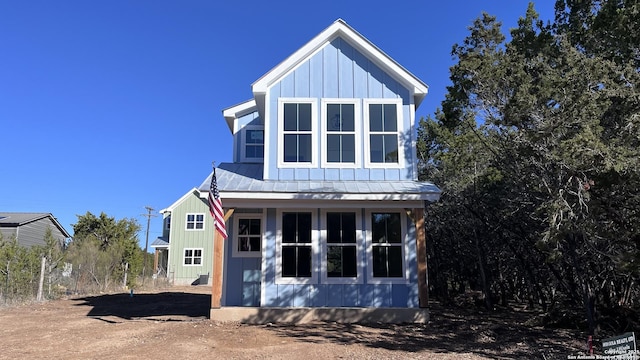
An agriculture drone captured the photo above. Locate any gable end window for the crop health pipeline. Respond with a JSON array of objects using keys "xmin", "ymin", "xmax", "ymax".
[
  {"xmin": 364, "ymin": 99, "xmax": 404, "ymax": 168},
  {"xmin": 278, "ymin": 99, "xmax": 317, "ymax": 168},
  {"xmin": 185, "ymin": 213, "xmax": 204, "ymax": 230},
  {"xmin": 321, "ymin": 100, "xmax": 361, "ymax": 167}
]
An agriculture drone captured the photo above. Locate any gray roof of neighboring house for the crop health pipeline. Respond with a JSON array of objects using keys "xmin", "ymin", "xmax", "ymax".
[
  {"xmin": 0, "ymin": 212, "xmax": 71, "ymax": 238},
  {"xmin": 197, "ymin": 163, "xmax": 441, "ymax": 201}
]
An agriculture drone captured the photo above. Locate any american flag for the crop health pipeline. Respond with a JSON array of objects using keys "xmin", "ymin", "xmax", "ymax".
[{"xmin": 208, "ymin": 167, "xmax": 227, "ymax": 239}]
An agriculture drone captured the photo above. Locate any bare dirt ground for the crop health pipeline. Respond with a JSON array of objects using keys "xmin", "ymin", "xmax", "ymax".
[{"xmin": 0, "ymin": 286, "xmax": 586, "ymax": 359}]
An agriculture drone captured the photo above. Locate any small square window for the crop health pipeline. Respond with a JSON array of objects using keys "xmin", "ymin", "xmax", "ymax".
[
  {"xmin": 245, "ymin": 129, "xmax": 264, "ymax": 159},
  {"xmin": 185, "ymin": 213, "xmax": 205, "ymax": 230},
  {"xmin": 233, "ymin": 216, "xmax": 263, "ymax": 258},
  {"xmin": 184, "ymin": 248, "xmax": 203, "ymax": 266}
]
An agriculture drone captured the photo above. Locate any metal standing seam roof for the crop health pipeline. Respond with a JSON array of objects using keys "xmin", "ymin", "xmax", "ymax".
[
  {"xmin": 197, "ymin": 163, "xmax": 441, "ymax": 200},
  {"xmin": 151, "ymin": 237, "xmax": 169, "ymax": 247}
]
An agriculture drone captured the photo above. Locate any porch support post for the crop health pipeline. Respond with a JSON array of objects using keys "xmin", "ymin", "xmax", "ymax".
[
  {"xmin": 153, "ymin": 249, "xmax": 159, "ymax": 274},
  {"xmin": 211, "ymin": 208, "xmax": 235, "ymax": 309},
  {"xmin": 414, "ymin": 207, "xmax": 428, "ymax": 308}
]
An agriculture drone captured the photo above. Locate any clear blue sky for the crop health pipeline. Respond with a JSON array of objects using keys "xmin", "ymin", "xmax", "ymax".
[{"xmin": 0, "ymin": 1, "xmax": 555, "ymax": 250}]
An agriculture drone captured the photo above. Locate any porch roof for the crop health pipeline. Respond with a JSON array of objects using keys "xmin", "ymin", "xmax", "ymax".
[
  {"xmin": 197, "ymin": 163, "xmax": 441, "ymax": 202},
  {"xmin": 150, "ymin": 237, "xmax": 169, "ymax": 248}
]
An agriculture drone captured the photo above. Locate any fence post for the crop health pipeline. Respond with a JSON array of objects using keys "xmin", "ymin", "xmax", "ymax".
[{"xmin": 37, "ymin": 257, "xmax": 46, "ymax": 301}]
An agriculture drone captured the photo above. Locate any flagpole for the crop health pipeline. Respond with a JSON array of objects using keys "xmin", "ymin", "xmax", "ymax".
[{"xmin": 210, "ymin": 162, "xmax": 222, "ymax": 308}]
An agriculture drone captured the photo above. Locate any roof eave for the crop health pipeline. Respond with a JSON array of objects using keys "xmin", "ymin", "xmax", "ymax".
[
  {"xmin": 200, "ymin": 191, "xmax": 441, "ymax": 202},
  {"xmin": 221, "ymin": 99, "xmax": 257, "ymax": 133}
]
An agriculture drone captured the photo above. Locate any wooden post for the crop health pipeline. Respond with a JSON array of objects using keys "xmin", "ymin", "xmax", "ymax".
[
  {"xmin": 414, "ymin": 208, "xmax": 428, "ymax": 308},
  {"xmin": 211, "ymin": 209, "xmax": 235, "ymax": 309},
  {"xmin": 153, "ymin": 249, "xmax": 159, "ymax": 275}
]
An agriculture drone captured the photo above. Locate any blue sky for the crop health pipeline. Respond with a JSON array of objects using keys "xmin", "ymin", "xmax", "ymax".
[{"xmin": 1, "ymin": 1, "xmax": 555, "ymax": 250}]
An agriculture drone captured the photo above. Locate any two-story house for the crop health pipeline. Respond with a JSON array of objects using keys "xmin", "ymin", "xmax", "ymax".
[
  {"xmin": 192, "ymin": 19, "xmax": 441, "ymax": 323},
  {"xmin": 153, "ymin": 189, "xmax": 213, "ymax": 285}
]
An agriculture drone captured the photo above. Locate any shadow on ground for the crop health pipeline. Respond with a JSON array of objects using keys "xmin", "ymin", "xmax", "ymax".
[
  {"xmin": 74, "ymin": 291, "xmax": 210, "ymax": 320},
  {"xmin": 263, "ymin": 303, "xmax": 584, "ymax": 360}
]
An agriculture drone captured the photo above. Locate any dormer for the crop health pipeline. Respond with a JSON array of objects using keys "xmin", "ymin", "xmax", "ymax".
[{"xmin": 223, "ymin": 100, "xmax": 264, "ymax": 164}]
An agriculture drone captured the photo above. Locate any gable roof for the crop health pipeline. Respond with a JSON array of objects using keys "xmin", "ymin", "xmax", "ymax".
[
  {"xmin": 222, "ymin": 99, "xmax": 257, "ymax": 133},
  {"xmin": 251, "ymin": 18, "xmax": 428, "ymax": 118},
  {"xmin": 0, "ymin": 212, "xmax": 71, "ymax": 238},
  {"xmin": 159, "ymin": 188, "xmax": 203, "ymax": 215}
]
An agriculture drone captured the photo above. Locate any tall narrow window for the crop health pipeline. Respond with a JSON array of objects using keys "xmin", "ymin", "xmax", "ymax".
[
  {"xmin": 369, "ymin": 103, "xmax": 398, "ymax": 163},
  {"xmin": 326, "ymin": 104, "xmax": 355, "ymax": 163},
  {"xmin": 371, "ymin": 212, "xmax": 403, "ymax": 278},
  {"xmin": 283, "ymin": 103, "xmax": 312, "ymax": 163},
  {"xmin": 281, "ymin": 212, "xmax": 312, "ymax": 278},
  {"xmin": 326, "ymin": 212, "xmax": 357, "ymax": 277}
]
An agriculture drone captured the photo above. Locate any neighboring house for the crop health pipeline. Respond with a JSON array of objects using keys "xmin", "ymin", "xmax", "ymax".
[
  {"xmin": 153, "ymin": 188, "xmax": 212, "ymax": 285},
  {"xmin": 164, "ymin": 19, "xmax": 441, "ymax": 322},
  {"xmin": 0, "ymin": 212, "xmax": 71, "ymax": 248}
]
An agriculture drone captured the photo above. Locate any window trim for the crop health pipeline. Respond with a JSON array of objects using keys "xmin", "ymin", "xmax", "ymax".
[
  {"xmin": 277, "ymin": 98, "xmax": 318, "ymax": 168},
  {"xmin": 365, "ymin": 209, "xmax": 409, "ymax": 284},
  {"xmin": 240, "ymin": 125, "xmax": 265, "ymax": 163},
  {"xmin": 232, "ymin": 213, "xmax": 264, "ymax": 258},
  {"xmin": 320, "ymin": 99, "xmax": 361, "ymax": 168},
  {"xmin": 275, "ymin": 208, "xmax": 318, "ymax": 285},
  {"xmin": 183, "ymin": 247, "xmax": 204, "ymax": 267},
  {"xmin": 363, "ymin": 98, "xmax": 405, "ymax": 169},
  {"xmin": 320, "ymin": 209, "xmax": 364, "ymax": 284},
  {"xmin": 185, "ymin": 213, "xmax": 205, "ymax": 231}
]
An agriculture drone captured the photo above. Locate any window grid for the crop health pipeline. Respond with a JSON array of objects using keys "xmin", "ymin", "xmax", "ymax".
[
  {"xmin": 185, "ymin": 213, "xmax": 204, "ymax": 230},
  {"xmin": 283, "ymin": 103, "xmax": 313, "ymax": 163},
  {"xmin": 183, "ymin": 248, "xmax": 203, "ymax": 266},
  {"xmin": 369, "ymin": 103, "xmax": 399, "ymax": 163},
  {"xmin": 370, "ymin": 212, "xmax": 405, "ymax": 279},
  {"xmin": 233, "ymin": 217, "xmax": 262, "ymax": 258},
  {"xmin": 364, "ymin": 99, "xmax": 404, "ymax": 169},
  {"xmin": 326, "ymin": 103, "xmax": 355, "ymax": 163},
  {"xmin": 281, "ymin": 212, "xmax": 313, "ymax": 278},
  {"xmin": 245, "ymin": 129, "xmax": 264, "ymax": 159},
  {"xmin": 326, "ymin": 212, "xmax": 357, "ymax": 278}
]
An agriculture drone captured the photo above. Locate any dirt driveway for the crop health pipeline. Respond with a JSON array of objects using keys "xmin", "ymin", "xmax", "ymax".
[{"xmin": 0, "ymin": 286, "xmax": 584, "ymax": 359}]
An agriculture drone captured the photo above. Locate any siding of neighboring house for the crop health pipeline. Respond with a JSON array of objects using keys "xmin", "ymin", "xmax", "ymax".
[
  {"xmin": 165, "ymin": 192, "xmax": 214, "ymax": 285},
  {"xmin": 264, "ymin": 37, "xmax": 417, "ymax": 182},
  {"xmin": 0, "ymin": 214, "xmax": 69, "ymax": 248}
]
